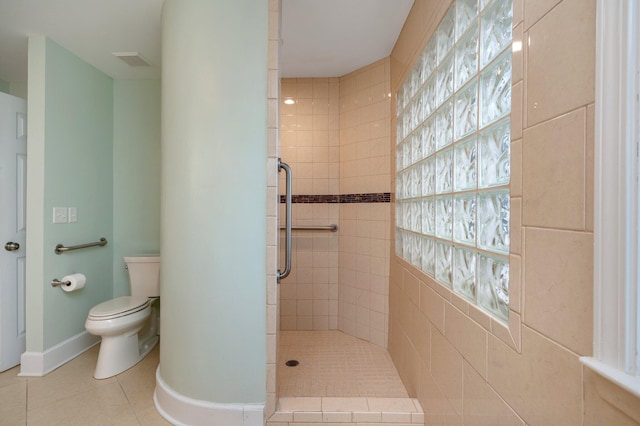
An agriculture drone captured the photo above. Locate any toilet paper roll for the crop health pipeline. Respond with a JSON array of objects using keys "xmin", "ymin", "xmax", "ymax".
[{"xmin": 61, "ymin": 273, "xmax": 86, "ymax": 292}]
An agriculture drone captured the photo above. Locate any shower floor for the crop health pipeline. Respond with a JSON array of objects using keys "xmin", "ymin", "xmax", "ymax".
[{"xmin": 277, "ymin": 330, "xmax": 409, "ymax": 398}]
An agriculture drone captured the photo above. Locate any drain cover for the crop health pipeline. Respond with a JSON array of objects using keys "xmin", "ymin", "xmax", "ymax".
[{"xmin": 285, "ymin": 360, "xmax": 299, "ymax": 367}]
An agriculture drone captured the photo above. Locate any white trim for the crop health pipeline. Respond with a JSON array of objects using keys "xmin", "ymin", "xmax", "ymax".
[
  {"xmin": 581, "ymin": 357, "xmax": 640, "ymax": 399},
  {"xmin": 18, "ymin": 330, "xmax": 100, "ymax": 376},
  {"xmin": 154, "ymin": 367, "xmax": 264, "ymax": 426},
  {"xmin": 586, "ymin": 0, "xmax": 640, "ymax": 397},
  {"xmin": 633, "ymin": 0, "xmax": 640, "ymax": 377}
]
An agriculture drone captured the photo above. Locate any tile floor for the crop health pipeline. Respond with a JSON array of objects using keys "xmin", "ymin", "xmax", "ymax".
[
  {"xmin": 1, "ymin": 330, "xmax": 411, "ymax": 425},
  {"xmin": 277, "ymin": 330, "xmax": 408, "ymax": 398},
  {"xmin": 0, "ymin": 344, "xmax": 170, "ymax": 425}
]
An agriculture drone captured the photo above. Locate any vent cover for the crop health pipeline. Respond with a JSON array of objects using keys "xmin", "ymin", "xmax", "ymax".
[{"xmin": 112, "ymin": 52, "xmax": 151, "ymax": 67}]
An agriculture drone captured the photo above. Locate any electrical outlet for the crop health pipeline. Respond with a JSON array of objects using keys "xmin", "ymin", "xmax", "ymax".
[
  {"xmin": 68, "ymin": 207, "xmax": 77, "ymax": 223},
  {"xmin": 53, "ymin": 207, "xmax": 68, "ymax": 224}
]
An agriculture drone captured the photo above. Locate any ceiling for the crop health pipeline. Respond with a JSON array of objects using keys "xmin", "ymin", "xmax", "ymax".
[
  {"xmin": 280, "ymin": 0, "xmax": 414, "ymax": 78},
  {"xmin": 0, "ymin": 0, "xmax": 413, "ymax": 83}
]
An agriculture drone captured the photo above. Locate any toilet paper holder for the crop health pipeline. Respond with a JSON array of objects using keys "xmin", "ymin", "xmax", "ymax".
[{"xmin": 51, "ymin": 278, "xmax": 71, "ymax": 287}]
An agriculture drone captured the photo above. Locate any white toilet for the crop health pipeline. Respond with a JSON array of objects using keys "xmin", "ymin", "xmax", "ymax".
[{"xmin": 85, "ymin": 256, "xmax": 160, "ymax": 379}]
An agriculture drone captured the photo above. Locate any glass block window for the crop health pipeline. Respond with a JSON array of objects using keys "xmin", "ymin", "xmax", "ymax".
[{"xmin": 395, "ymin": 0, "xmax": 512, "ymax": 322}]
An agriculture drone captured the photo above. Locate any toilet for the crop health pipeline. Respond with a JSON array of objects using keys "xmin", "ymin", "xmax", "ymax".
[{"xmin": 85, "ymin": 256, "xmax": 160, "ymax": 379}]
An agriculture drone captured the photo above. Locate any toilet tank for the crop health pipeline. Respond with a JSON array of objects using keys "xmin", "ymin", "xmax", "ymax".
[{"xmin": 125, "ymin": 256, "xmax": 160, "ymax": 298}]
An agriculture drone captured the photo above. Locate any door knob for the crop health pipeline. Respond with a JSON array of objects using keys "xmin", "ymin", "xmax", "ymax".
[{"xmin": 4, "ymin": 242, "xmax": 20, "ymax": 251}]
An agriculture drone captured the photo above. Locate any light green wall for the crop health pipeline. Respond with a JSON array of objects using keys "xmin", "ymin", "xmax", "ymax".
[
  {"xmin": 113, "ymin": 80, "xmax": 161, "ymax": 297},
  {"xmin": 0, "ymin": 79, "xmax": 26, "ymax": 99},
  {"xmin": 42, "ymin": 38, "xmax": 114, "ymax": 349},
  {"xmin": 160, "ymin": 0, "xmax": 267, "ymax": 404},
  {"xmin": 10, "ymin": 82, "xmax": 27, "ymax": 100},
  {"xmin": 27, "ymin": 36, "xmax": 114, "ymax": 351},
  {"xmin": 26, "ymin": 38, "xmax": 161, "ymax": 354}
]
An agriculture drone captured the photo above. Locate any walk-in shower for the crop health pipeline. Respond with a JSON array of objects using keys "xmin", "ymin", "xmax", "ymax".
[{"xmin": 274, "ymin": 69, "xmax": 405, "ymax": 401}]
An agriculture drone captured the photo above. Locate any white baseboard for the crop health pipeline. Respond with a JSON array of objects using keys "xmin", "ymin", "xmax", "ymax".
[
  {"xmin": 154, "ymin": 366, "xmax": 264, "ymax": 426},
  {"xmin": 19, "ymin": 331, "xmax": 100, "ymax": 376}
]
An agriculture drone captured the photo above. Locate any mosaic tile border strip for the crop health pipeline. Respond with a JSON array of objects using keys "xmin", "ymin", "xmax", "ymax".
[{"xmin": 280, "ymin": 193, "xmax": 391, "ymax": 204}]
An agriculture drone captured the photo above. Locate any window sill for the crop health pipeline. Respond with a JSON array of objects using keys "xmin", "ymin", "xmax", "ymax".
[{"xmin": 580, "ymin": 357, "xmax": 640, "ymax": 399}]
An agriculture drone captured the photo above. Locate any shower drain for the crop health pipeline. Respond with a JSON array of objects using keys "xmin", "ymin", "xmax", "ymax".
[{"xmin": 285, "ymin": 360, "xmax": 299, "ymax": 367}]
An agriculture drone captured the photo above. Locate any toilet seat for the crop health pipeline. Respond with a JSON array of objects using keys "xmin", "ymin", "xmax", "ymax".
[{"xmin": 88, "ymin": 296, "xmax": 149, "ymax": 321}]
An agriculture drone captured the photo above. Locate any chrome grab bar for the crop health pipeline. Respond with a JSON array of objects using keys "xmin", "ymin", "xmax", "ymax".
[
  {"xmin": 55, "ymin": 237, "xmax": 108, "ymax": 255},
  {"xmin": 277, "ymin": 159, "xmax": 292, "ymax": 280},
  {"xmin": 279, "ymin": 224, "xmax": 338, "ymax": 232}
]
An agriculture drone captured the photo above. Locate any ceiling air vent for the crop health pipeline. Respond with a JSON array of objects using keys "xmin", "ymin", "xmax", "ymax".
[{"xmin": 112, "ymin": 52, "xmax": 151, "ymax": 67}]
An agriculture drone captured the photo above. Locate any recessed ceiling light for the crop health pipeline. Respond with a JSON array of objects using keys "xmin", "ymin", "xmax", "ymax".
[{"xmin": 284, "ymin": 98, "xmax": 295, "ymax": 105}]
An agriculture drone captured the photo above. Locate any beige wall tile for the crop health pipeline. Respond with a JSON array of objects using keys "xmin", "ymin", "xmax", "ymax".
[
  {"xmin": 335, "ymin": 60, "xmax": 391, "ymax": 345},
  {"xmin": 585, "ymin": 103, "xmax": 595, "ymax": 232},
  {"xmin": 463, "ymin": 362, "xmax": 524, "ymax": 426},
  {"xmin": 397, "ymin": 289, "xmax": 414, "ymax": 336},
  {"xmin": 417, "ymin": 361, "xmax": 450, "ymax": 425},
  {"xmin": 281, "ymin": 79, "xmax": 296, "ymax": 97},
  {"xmin": 386, "ymin": 2, "xmax": 640, "ymax": 425},
  {"xmin": 509, "ymin": 254, "xmax": 522, "ymax": 314},
  {"xmin": 511, "ymin": 25, "xmax": 525, "ymax": 85},
  {"xmin": 388, "ymin": 282, "xmax": 402, "ymax": 357},
  {"xmin": 510, "ymin": 139, "xmax": 522, "ymax": 197},
  {"xmin": 524, "ymin": 227, "xmax": 593, "ymax": 355},
  {"xmin": 511, "ymin": 81, "xmax": 523, "ymax": 141},
  {"xmin": 431, "ymin": 329, "xmax": 463, "ymax": 417},
  {"xmin": 491, "ymin": 311, "xmax": 521, "ymax": 352},
  {"xmin": 400, "ymin": 334, "xmax": 422, "ymax": 397},
  {"xmin": 403, "ymin": 269, "xmax": 420, "ymax": 307},
  {"xmin": 525, "ymin": 0, "xmax": 595, "ymax": 126},
  {"xmin": 513, "ymin": 0, "xmax": 524, "ymax": 26},
  {"xmin": 450, "ymin": 292, "xmax": 469, "ymax": 315},
  {"xmin": 583, "ymin": 368, "xmax": 640, "ymax": 425},
  {"xmin": 510, "ymin": 197, "xmax": 522, "ymax": 255},
  {"xmin": 488, "ymin": 326, "xmax": 582, "ymax": 425},
  {"xmin": 279, "ymin": 76, "xmax": 341, "ymax": 331},
  {"xmin": 297, "ymin": 80, "xmax": 313, "ymax": 98},
  {"xmin": 523, "ymin": 0, "xmax": 562, "ymax": 30},
  {"xmin": 522, "ymin": 108, "xmax": 586, "ymax": 230},
  {"xmin": 419, "ymin": 284, "xmax": 444, "ymax": 334},
  {"xmin": 468, "ymin": 303, "xmax": 491, "ymax": 331},
  {"xmin": 444, "ymin": 302, "xmax": 488, "ymax": 379},
  {"xmin": 411, "ymin": 306, "xmax": 431, "ymax": 363}
]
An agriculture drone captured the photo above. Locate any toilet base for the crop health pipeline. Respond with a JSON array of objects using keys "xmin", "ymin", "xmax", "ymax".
[
  {"xmin": 94, "ymin": 332, "xmax": 159, "ymax": 379},
  {"xmin": 88, "ymin": 299, "xmax": 160, "ymax": 379}
]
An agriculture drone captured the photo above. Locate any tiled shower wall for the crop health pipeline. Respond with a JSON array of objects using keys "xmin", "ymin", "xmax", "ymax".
[
  {"xmin": 266, "ymin": 0, "xmax": 281, "ymax": 418},
  {"xmin": 279, "ymin": 78, "xmax": 341, "ymax": 331},
  {"xmin": 278, "ymin": 60, "xmax": 392, "ymax": 348},
  {"xmin": 388, "ymin": 0, "xmax": 640, "ymax": 425},
  {"xmin": 338, "ymin": 59, "xmax": 392, "ymax": 348}
]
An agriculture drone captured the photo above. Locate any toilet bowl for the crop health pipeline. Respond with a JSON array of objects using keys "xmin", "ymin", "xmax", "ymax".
[{"xmin": 85, "ymin": 256, "xmax": 160, "ymax": 379}]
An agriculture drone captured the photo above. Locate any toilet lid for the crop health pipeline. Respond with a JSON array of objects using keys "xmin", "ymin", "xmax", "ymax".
[{"xmin": 88, "ymin": 296, "xmax": 149, "ymax": 319}]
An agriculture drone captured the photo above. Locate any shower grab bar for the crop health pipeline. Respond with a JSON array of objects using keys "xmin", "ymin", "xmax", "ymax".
[
  {"xmin": 279, "ymin": 224, "xmax": 338, "ymax": 232},
  {"xmin": 277, "ymin": 159, "xmax": 292, "ymax": 280},
  {"xmin": 55, "ymin": 237, "xmax": 108, "ymax": 255}
]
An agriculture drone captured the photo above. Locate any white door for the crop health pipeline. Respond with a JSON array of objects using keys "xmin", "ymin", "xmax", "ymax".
[{"xmin": 0, "ymin": 92, "xmax": 27, "ymax": 372}]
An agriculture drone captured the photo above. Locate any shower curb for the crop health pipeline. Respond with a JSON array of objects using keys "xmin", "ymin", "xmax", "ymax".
[{"xmin": 267, "ymin": 396, "xmax": 424, "ymax": 425}]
